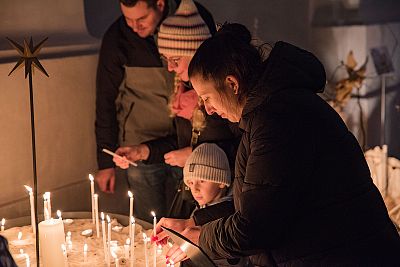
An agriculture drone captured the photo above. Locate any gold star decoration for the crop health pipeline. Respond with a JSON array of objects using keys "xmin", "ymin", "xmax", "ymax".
[{"xmin": 7, "ymin": 37, "xmax": 49, "ymax": 78}]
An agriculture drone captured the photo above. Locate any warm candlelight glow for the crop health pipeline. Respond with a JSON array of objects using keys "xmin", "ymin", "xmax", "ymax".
[
  {"xmin": 150, "ymin": 211, "xmax": 155, "ymax": 217},
  {"xmin": 57, "ymin": 210, "xmax": 62, "ymax": 219},
  {"xmin": 107, "ymin": 214, "xmax": 111, "ymax": 224},
  {"xmin": 18, "ymin": 231, "xmax": 22, "ymax": 240},
  {"xmin": 1, "ymin": 218, "xmax": 5, "ymax": 226},
  {"xmin": 24, "ymin": 185, "xmax": 32, "ymax": 193},
  {"xmin": 89, "ymin": 174, "xmax": 94, "ymax": 182},
  {"xmin": 101, "ymin": 212, "xmax": 104, "ymax": 221},
  {"xmin": 128, "ymin": 191, "xmax": 133, "ymax": 198},
  {"xmin": 84, "ymin": 243, "xmax": 88, "ymax": 252}
]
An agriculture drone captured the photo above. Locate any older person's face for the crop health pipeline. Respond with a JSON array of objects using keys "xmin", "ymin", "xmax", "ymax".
[
  {"xmin": 121, "ymin": 0, "xmax": 164, "ymax": 38},
  {"xmin": 191, "ymin": 75, "xmax": 242, "ymax": 122}
]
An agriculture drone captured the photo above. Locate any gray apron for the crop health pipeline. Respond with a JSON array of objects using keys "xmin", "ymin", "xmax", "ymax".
[{"xmin": 116, "ymin": 66, "xmax": 175, "ymax": 146}]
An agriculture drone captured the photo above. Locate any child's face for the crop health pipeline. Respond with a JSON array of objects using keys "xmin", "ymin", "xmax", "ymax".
[{"xmin": 186, "ymin": 178, "xmax": 225, "ymax": 206}]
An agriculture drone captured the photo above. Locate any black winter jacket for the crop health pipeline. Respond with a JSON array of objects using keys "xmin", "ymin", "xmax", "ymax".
[{"xmin": 199, "ymin": 41, "xmax": 400, "ymax": 266}]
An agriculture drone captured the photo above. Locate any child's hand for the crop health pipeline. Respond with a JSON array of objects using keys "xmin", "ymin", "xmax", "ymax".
[{"xmin": 152, "ymin": 217, "xmax": 195, "ymax": 245}]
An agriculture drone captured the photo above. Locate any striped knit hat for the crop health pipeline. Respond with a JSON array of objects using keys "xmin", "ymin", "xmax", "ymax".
[
  {"xmin": 158, "ymin": 0, "xmax": 211, "ymax": 57},
  {"xmin": 184, "ymin": 143, "xmax": 231, "ymax": 187}
]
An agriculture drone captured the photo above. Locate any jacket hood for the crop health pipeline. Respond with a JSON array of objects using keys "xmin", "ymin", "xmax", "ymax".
[{"xmin": 242, "ymin": 41, "xmax": 326, "ymax": 116}]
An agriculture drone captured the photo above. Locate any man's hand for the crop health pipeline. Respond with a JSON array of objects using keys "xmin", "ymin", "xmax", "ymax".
[
  {"xmin": 164, "ymin": 146, "xmax": 192, "ymax": 167},
  {"xmin": 95, "ymin": 168, "xmax": 116, "ymax": 193},
  {"xmin": 114, "ymin": 144, "xmax": 150, "ymax": 169}
]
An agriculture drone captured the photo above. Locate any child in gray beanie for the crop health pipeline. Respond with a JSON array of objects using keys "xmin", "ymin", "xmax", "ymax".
[
  {"xmin": 155, "ymin": 143, "xmax": 248, "ymax": 266},
  {"xmin": 183, "ymin": 143, "xmax": 232, "ymax": 208}
]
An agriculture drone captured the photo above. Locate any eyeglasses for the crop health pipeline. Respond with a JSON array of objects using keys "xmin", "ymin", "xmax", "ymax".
[{"xmin": 160, "ymin": 55, "xmax": 181, "ymax": 68}]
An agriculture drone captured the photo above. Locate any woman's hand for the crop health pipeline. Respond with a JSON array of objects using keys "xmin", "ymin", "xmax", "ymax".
[
  {"xmin": 164, "ymin": 146, "xmax": 192, "ymax": 167},
  {"xmin": 153, "ymin": 217, "xmax": 195, "ymax": 245},
  {"xmin": 113, "ymin": 144, "xmax": 149, "ymax": 169}
]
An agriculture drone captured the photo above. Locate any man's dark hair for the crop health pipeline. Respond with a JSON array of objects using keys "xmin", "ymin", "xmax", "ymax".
[{"xmin": 119, "ymin": 0, "xmax": 158, "ymax": 9}]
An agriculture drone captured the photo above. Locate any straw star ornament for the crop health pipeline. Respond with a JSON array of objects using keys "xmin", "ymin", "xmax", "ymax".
[{"xmin": 7, "ymin": 37, "xmax": 49, "ymax": 78}]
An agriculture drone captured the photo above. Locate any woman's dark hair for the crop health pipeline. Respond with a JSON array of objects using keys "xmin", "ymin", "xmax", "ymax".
[
  {"xmin": 188, "ymin": 23, "xmax": 263, "ymax": 104},
  {"xmin": 0, "ymin": 236, "xmax": 17, "ymax": 267}
]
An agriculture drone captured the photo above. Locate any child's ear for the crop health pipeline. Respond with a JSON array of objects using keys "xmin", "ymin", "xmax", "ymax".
[{"xmin": 219, "ymin": 184, "xmax": 226, "ymax": 189}]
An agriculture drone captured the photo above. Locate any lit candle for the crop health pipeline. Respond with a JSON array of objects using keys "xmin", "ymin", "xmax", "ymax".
[
  {"xmin": 83, "ymin": 243, "xmax": 88, "ymax": 262},
  {"xmin": 128, "ymin": 191, "xmax": 134, "ymax": 238},
  {"xmin": 39, "ymin": 218, "xmax": 66, "ymax": 266},
  {"xmin": 94, "ymin": 194, "xmax": 100, "ymax": 238},
  {"xmin": 130, "ymin": 216, "xmax": 135, "ymax": 267},
  {"xmin": 1, "ymin": 218, "xmax": 4, "ymax": 231},
  {"xmin": 18, "ymin": 231, "xmax": 22, "ymax": 241},
  {"xmin": 101, "ymin": 212, "xmax": 108, "ymax": 264},
  {"xmin": 66, "ymin": 231, "xmax": 72, "ymax": 251},
  {"xmin": 124, "ymin": 238, "xmax": 130, "ymax": 259},
  {"xmin": 89, "ymin": 174, "xmax": 95, "ymax": 224},
  {"xmin": 25, "ymin": 253, "xmax": 30, "ymax": 267},
  {"xmin": 61, "ymin": 244, "xmax": 68, "ymax": 267},
  {"xmin": 107, "ymin": 214, "xmax": 111, "ymax": 267},
  {"xmin": 57, "ymin": 210, "xmax": 62, "ymax": 220},
  {"xmin": 46, "ymin": 192, "xmax": 52, "ymax": 218},
  {"xmin": 150, "ymin": 211, "xmax": 157, "ymax": 267},
  {"xmin": 143, "ymin": 233, "xmax": 149, "ymax": 267},
  {"xmin": 43, "ymin": 193, "xmax": 50, "ymax": 220},
  {"xmin": 24, "ymin": 185, "xmax": 36, "ymax": 234},
  {"xmin": 111, "ymin": 250, "xmax": 119, "ymax": 267}
]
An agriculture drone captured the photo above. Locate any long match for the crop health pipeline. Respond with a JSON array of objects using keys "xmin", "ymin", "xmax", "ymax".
[{"xmin": 102, "ymin": 148, "xmax": 138, "ymax": 167}]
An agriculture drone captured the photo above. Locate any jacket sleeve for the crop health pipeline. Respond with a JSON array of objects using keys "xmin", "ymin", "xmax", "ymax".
[
  {"xmin": 95, "ymin": 24, "xmax": 125, "ymax": 170},
  {"xmin": 192, "ymin": 201, "xmax": 235, "ymax": 226},
  {"xmin": 199, "ymin": 108, "xmax": 315, "ymax": 259}
]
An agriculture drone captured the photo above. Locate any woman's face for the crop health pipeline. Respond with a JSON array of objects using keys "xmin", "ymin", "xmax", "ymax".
[
  {"xmin": 161, "ymin": 54, "xmax": 192, "ymax": 82},
  {"xmin": 186, "ymin": 178, "xmax": 225, "ymax": 206},
  {"xmin": 191, "ymin": 75, "xmax": 242, "ymax": 122}
]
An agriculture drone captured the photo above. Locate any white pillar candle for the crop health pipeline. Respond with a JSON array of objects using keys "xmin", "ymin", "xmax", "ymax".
[
  {"xmin": 143, "ymin": 233, "xmax": 149, "ymax": 267},
  {"xmin": 89, "ymin": 174, "xmax": 95, "ymax": 224},
  {"xmin": 24, "ymin": 185, "xmax": 36, "ymax": 234},
  {"xmin": 39, "ymin": 218, "xmax": 66, "ymax": 267},
  {"xmin": 128, "ymin": 191, "xmax": 134, "ymax": 238},
  {"xmin": 107, "ymin": 215, "xmax": 111, "ymax": 267},
  {"xmin": 1, "ymin": 218, "xmax": 4, "ymax": 232},
  {"xmin": 101, "ymin": 212, "xmax": 108, "ymax": 263},
  {"xmin": 94, "ymin": 194, "xmax": 100, "ymax": 238}
]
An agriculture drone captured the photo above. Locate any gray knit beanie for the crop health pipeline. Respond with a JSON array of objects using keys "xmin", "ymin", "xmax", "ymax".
[
  {"xmin": 158, "ymin": 0, "xmax": 211, "ymax": 57},
  {"xmin": 183, "ymin": 143, "xmax": 231, "ymax": 187}
]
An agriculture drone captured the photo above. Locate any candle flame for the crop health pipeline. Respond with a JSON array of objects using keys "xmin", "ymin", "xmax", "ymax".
[
  {"xmin": 94, "ymin": 193, "xmax": 98, "ymax": 198},
  {"xmin": 18, "ymin": 231, "xmax": 22, "ymax": 240},
  {"xmin": 20, "ymin": 249, "xmax": 24, "ymax": 254},
  {"xmin": 57, "ymin": 210, "xmax": 62, "ymax": 218},
  {"xmin": 130, "ymin": 216, "xmax": 135, "ymax": 224},
  {"xmin": 126, "ymin": 238, "xmax": 130, "ymax": 245},
  {"xmin": 128, "ymin": 191, "xmax": 133, "ymax": 198},
  {"xmin": 67, "ymin": 231, "xmax": 71, "ymax": 237},
  {"xmin": 150, "ymin": 211, "xmax": 156, "ymax": 217},
  {"xmin": 84, "ymin": 243, "xmax": 88, "ymax": 252},
  {"xmin": 45, "ymin": 192, "xmax": 50, "ymax": 199},
  {"xmin": 24, "ymin": 185, "xmax": 32, "ymax": 193},
  {"xmin": 106, "ymin": 214, "xmax": 111, "ymax": 223},
  {"xmin": 142, "ymin": 233, "xmax": 147, "ymax": 239},
  {"xmin": 89, "ymin": 174, "xmax": 94, "ymax": 182},
  {"xmin": 1, "ymin": 218, "xmax": 5, "ymax": 226},
  {"xmin": 101, "ymin": 212, "xmax": 104, "ymax": 220},
  {"xmin": 61, "ymin": 244, "xmax": 67, "ymax": 253}
]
